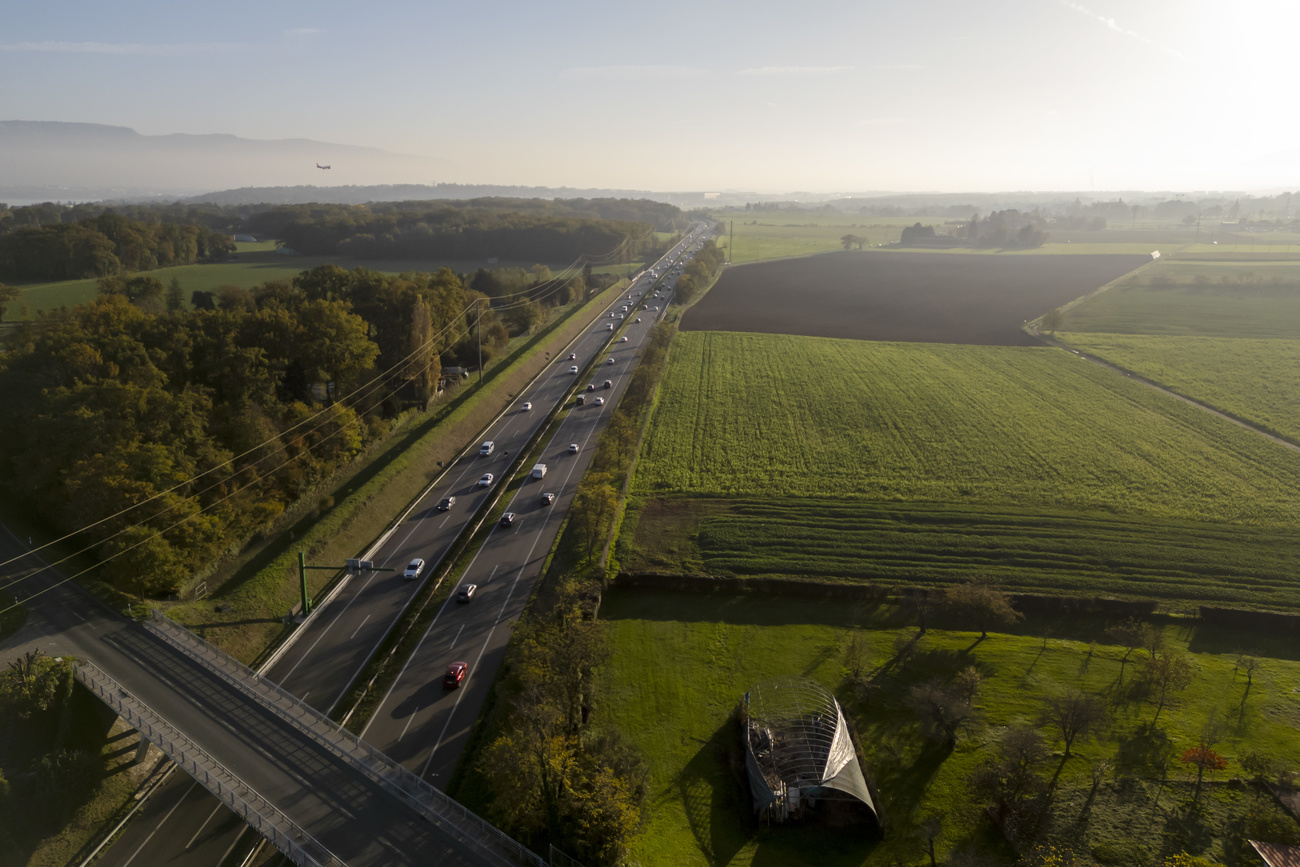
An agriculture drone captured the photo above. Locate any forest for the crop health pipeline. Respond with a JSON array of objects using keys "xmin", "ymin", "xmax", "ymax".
[
  {"xmin": 0, "ymin": 261, "xmax": 585, "ymax": 598},
  {"xmin": 0, "ymin": 212, "xmax": 235, "ymax": 281}
]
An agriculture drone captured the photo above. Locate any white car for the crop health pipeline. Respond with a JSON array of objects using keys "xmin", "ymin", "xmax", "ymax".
[
  {"xmin": 607, "ymin": 324, "xmax": 614, "ymax": 331},
  {"xmin": 607, "ymin": 357, "xmax": 615, "ymax": 365},
  {"xmin": 569, "ymin": 365, "xmax": 579, "ymax": 374},
  {"xmin": 478, "ymin": 473, "xmax": 494, "ymax": 488},
  {"xmin": 594, "ymin": 397, "xmax": 605, "ymax": 406},
  {"xmin": 522, "ymin": 401, "xmax": 532, "ymax": 411},
  {"xmin": 620, "ymin": 336, "xmax": 628, "ymax": 343},
  {"xmin": 568, "ymin": 443, "xmax": 580, "ymax": 454},
  {"xmin": 402, "ymin": 558, "xmax": 425, "ymax": 580}
]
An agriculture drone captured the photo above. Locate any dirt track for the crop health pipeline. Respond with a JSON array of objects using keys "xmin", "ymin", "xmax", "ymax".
[{"xmin": 681, "ymin": 251, "xmax": 1150, "ymax": 345}]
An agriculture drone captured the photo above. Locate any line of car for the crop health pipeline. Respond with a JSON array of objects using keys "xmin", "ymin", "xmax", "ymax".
[{"xmin": 417, "ymin": 231, "xmax": 705, "ymax": 698}]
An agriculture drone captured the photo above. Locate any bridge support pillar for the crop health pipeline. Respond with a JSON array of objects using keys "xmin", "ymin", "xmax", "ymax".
[{"xmin": 134, "ymin": 735, "xmax": 151, "ymax": 764}]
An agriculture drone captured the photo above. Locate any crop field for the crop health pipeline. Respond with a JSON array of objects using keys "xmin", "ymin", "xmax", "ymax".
[
  {"xmin": 1062, "ymin": 266, "xmax": 1300, "ymax": 338},
  {"xmin": 598, "ymin": 589, "xmax": 1300, "ymax": 867},
  {"xmin": 712, "ymin": 214, "xmax": 933, "ymax": 263},
  {"xmin": 1060, "ymin": 335, "xmax": 1300, "ymax": 444},
  {"xmin": 632, "ymin": 332, "xmax": 1300, "ymax": 526},
  {"xmin": 680, "ymin": 251, "xmax": 1148, "ymax": 344},
  {"xmin": 622, "ymin": 497, "xmax": 1300, "ymax": 609}
]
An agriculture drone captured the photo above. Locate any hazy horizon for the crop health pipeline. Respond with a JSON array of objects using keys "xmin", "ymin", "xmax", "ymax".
[{"xmin": 4, "ymin": 0, "xmax": 1299, "ymax": 194}]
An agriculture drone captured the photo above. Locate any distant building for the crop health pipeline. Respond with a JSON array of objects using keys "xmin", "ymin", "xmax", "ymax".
[{"xmin": 233, "ymin": 234, "xmax": 257, "ymax": 242}]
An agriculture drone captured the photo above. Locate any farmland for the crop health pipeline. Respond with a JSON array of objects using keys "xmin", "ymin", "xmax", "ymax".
[
  {"xmin": 598, "ymin": 589, "xmax": 1300, "ymax": 867},
  {"xmin": 632, "ymin": 332, "xmax": 1300, "ymax": 526},
  {"xmin": 621, "ymin": 497, "xmax": 1300, "ymax": 609},
  {"xmin": 680, "ymin": 251, "xmax": 1149, "ymax": 345},
  {"xmin": 1062, "ymin": 263, "xmax": 1300, "ymax": 338},
  {"xmin": 1061, "ymin": 335, "xmax": 1300, "ymax": 445}
]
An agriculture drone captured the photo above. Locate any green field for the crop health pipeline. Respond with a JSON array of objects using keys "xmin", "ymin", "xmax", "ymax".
[
  {"xmin": 599, "ymin": 590, "xmax": 1300, "ymax": 867},
  {"xmin": 632, "ymin": 332, "xmax": 1300, "ymax": 526},
  {"xmin": 1061, "ymin": 335, "xmax": 1300, "ymax": 445},
  {"xmin": 1063, "ymin": 271, "xmax": 1300, "ymax": 338},
  {"xmin": 621, "ymin": 497, "xmax": 1300, "ymax": 609}
]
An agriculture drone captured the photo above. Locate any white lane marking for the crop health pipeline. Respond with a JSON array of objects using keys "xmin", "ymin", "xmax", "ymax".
[
  {"xmin": 398, "ymin": 705, "xmax": 421, "ymax": 742},
  {"xmin": 481, "ymin": 564, "xmax": 499, "ymax": 587},
  {"xmin": 118, "ymin": 780, "xmax": 200, "ymax": 867},
  {"xmin": 278, "ymin": 570, "xmax": 378, "ymax": 684},
  {"xmin": 450, "ymin": 624, "xmax": 465, "ymax": 650},
  {"xmin": 185, "ymin": 800, "xmax": 224, "ymax": 849},
  {"xmin": 357, "ymin": 601, "xmax": 449, "ymax": 739},
  {"xmin": 216, "ymin": 825, "xmax": 251, "ymax": 867},
  {"xmin": 420, "ymin": 489, "xmax": 560, "ymax": 777},
  {"xmin": 349, "ymin": 614, "xmax": 371, "ymax": 640}
]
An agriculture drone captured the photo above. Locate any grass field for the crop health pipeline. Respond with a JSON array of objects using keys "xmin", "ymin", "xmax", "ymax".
[
  {"xmin": 1063, "ymin": 277, "xmax": 1300, "ymax": 338},
  {"xmin": 632, "ymin": 332, "xmax": 1300, "ymax": 526},
  {"xmin": 621, "ymin": 497, "xmax": 1300, "ymax": 610},
  {"xmin": 598, "ymin": 589, "xmax": 1300, "ymax": 867},
  {"xmin": 1060, "ymin": 335, "xmax": 1300, "ymax": 445}
]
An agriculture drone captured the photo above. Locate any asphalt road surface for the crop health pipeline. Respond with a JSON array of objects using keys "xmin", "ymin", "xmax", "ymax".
[{"xmin": 65, "ymin": 224, "xmax": 709, "ymax": 866}]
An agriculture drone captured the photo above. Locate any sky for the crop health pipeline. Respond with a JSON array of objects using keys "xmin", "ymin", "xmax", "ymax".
[{"xmin": 3, "ymin": 0, "xmax": 1299, "ymax": 193}]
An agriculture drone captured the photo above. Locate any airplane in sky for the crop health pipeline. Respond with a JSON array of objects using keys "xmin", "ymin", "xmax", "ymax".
[{"xmin": 316, "ymin": 163, "xmax": 331, "ymax": 170}]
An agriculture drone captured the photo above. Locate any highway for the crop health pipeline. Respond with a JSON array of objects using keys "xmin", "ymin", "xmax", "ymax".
[{"xmin": 75, "ymin": 223, "xmax": 711, "ymax": 866}]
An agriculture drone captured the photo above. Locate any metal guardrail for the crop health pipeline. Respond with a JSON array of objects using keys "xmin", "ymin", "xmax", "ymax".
[
  {"xmin": 146, "ymin": 612, "xmax": 546, "ymax": 867},
  {"xmin": 73, "ymin": 660, "xmax": 340, "ymax": 867}
]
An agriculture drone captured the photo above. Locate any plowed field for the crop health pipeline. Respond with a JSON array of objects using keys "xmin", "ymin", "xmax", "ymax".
[{"xmin": 681, "ymin": 250, "xmax": 1149, "ymax": 344}]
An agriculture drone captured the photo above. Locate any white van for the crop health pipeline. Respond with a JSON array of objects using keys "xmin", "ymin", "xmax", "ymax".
[{"xmin": 479, "ymin": 441, "xmax": 495, "ymax": 456}]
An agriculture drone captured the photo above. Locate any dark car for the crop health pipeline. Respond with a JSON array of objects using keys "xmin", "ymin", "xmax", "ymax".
[
  {"xmin": 456, "ymin": 584, "xmax": 477, "ymax": 603},
  {"xmin": 437, "ymin": 496, "xmax": 455, "ymax": 512},
  {"xmin": 540, "ymin": 492, "xmax": 555, "ymax": 505},
  {"xmin": 443, "ymin": 661, "xmax": 468, "ymax": 688},
  {"xmin": 586, "ymin": 383, "xmax": 596, "ymax": 392},
  {"xmin": 500, "ymin": 512, "xmax": 516, "ymax": 527},
  {"xmin": 576, "ymin": 394, "xmax": 585, "ymax": 405},
  {"xmin": 603, "ymin": 380, "xmax": 612, "ymax": 389}
]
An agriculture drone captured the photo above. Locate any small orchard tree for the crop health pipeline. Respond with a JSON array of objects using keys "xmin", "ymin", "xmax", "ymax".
[
  {"xmin": 1040, "ymin": 689, "xmax": 1107, "ymax": 759},
  {"xmin": 1141, "ymin": 653, "xmax": 1193, "ymax": 724},
  {"xmin": 945, "ymin": 580, "xmax": 1023, "ymax": 638},
  {"xmin": 1180, "ymin": 743, "xmax": 1227, "ymax": 801}
]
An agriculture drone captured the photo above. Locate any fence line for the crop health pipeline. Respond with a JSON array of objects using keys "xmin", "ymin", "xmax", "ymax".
[
  {"xmin": 73, "ymin": 660, "xmax": 340, "ymax": 867},
  {"xmin": 146, "ymin": 611, "xmax": 545, "ymax": 867}
]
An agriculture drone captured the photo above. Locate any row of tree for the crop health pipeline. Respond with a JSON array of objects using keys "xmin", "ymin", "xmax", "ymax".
[
  {"xmin": 0, "ymin": 196, "xmax": 690, "ymax": 237},
  {"xmin": 0, "ymin": 262, "xmax": 569, "ymax": 597},
  {"xmin": 671, "ymin": 238, "xmax": 725, "ymax": 306},
  {"xmin": 0, "ymin": 213, "xmax": 235, "ymax": 281}
]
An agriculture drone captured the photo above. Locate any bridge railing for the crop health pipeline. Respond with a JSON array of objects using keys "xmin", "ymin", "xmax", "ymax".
[
  {"xmin": 147, "ymin": 611, "xmax": 546, "ymax": 867},
  {"xmin": 73, "ymin": 659, "xmax": 341, "ymax": 867}
]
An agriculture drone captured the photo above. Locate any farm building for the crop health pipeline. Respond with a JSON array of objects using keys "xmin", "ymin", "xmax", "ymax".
[{"xmin": 742, "ymin": 677, "xmax": 879, "ymax": 828}]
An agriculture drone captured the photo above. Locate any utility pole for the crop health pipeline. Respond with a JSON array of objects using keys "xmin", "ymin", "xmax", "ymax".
[
  {"xmin": 476, "ymin": 297, "xmax": 483, "ymax": 384},
  {"xmin": 729, "ymin": 220, "xmax": 734, "ymax": 264}
]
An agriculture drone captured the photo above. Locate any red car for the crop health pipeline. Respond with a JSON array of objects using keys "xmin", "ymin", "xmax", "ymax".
[{"xmin": 443, "ymin": 661, "xmax": 468, "ymax": 689}]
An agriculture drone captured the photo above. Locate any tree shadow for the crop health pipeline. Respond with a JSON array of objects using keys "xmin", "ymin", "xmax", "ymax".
[
  {"xmin": 1159, "ymin": 801, "xmax": 1214, "ymax": 862},
  {"xmin": 672, "ymin": 716, "xmax": 752, "ymax": 866},
  {"xmin": 1113, "ymin": 723, "xmax": 1172, "ymax": 780}
]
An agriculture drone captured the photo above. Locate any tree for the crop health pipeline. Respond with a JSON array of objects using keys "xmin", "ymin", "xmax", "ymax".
[
  {"xmin": 904, "ymin": 588, "xmax": 938, "ymax": 634},
  {"xmin": 1237, "ymin": 652, "xmax": 1260, "ymax": 686},
  {"xmin": 1039, "ymin": 689, "xmax": 1107, "ymax": 759},
  {"xmin": 1040, "ymin": 308, "xmax": 1063, "ymax": 335},
  {"xmin": 843, "ymin": 629, "xmax": 867, "ymax": 680},
  {"xmin": 166, "ymin": 277, "xmax": 184, "ymax": 312},
  {"xmin": 1180, "ymin": 743, "xmax": 1227, "ymax": 801},
  {"xmin": 970, "ymin": 726, "xmax": 1050, "ymax": 835},
  {"xmin": 571, "ymin": 474, "xmax": 618, "ymax": 562},
  {"xmin": 1105, "ymin": 618, "xmax": 1147, "ymax": 663},
  {"xmin": 944, "ymin": 580, "xmax": 1022, "ymax": 638},
  {"xmin": 0, "ymin": 281, "xmax": 20, "ymax": 320},
  {"xmin": 1141, "ymin": 653, "xmax": 1193, "ymax": 724},
  {"xmin": 908, "ymin": 679, "xmax": 977, "ymax": 745}
]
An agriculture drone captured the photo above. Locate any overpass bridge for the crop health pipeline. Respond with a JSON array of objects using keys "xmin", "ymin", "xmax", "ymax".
[{"xmin": 32, "ymin": 572, "xmax": 543, "ymax": 867}]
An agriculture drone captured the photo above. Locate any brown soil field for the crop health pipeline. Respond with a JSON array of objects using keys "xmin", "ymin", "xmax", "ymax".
[{"xmin": 681, "ymin": 250, "xmax": 1150, "ymax": 344}]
